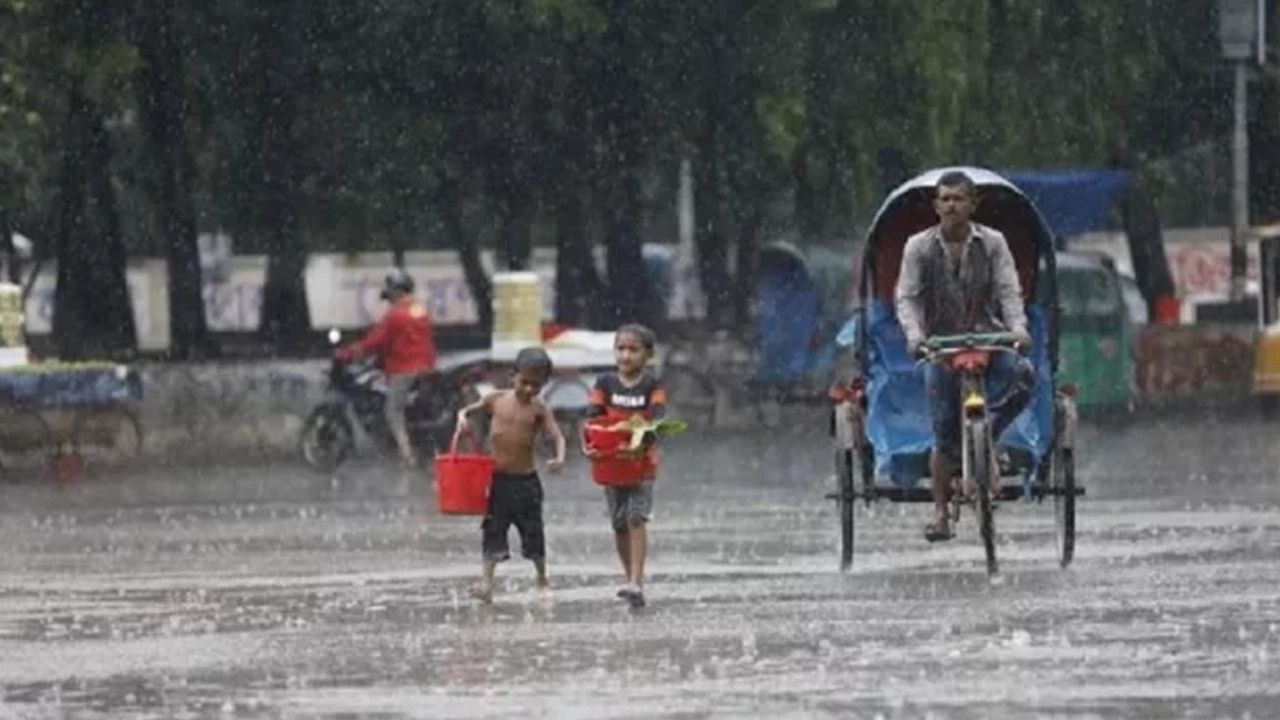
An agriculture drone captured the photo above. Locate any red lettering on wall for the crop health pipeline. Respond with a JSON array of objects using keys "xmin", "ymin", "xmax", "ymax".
[{"xmin": 1135, "ymin": 327, "xmax": 1255, "ymax": 398}]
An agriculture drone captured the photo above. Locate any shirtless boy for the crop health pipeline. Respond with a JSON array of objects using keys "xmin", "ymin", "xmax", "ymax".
[{"xmin": 455, "ymin": 347, "xmax": 567, "ymax": 602}]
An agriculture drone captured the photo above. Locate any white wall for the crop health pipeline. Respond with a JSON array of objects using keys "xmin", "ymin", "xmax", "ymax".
[{"xmin": 21, "ymin": 245, "xmax": 707, "ymax": 350}]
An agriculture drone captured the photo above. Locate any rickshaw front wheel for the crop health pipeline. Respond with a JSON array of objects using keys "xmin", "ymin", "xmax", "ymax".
[
  {"xmin": 836, "ymin": 446, "xmax": 857, "ymax": 572},
  {"xmin": 966, "ymin": 418, "xmax": 999, "ymax": 578},
  {"xmin": 1053, "ymin": 447, "xmax": 1077, "ymax": 568}
]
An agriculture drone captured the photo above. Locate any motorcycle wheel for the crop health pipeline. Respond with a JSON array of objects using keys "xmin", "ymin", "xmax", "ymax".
[{"xmin": 299, "ymin": 405, "xmax": 355, "ymax": 473}]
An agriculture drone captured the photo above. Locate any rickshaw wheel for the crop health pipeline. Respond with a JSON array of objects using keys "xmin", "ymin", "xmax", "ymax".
[
  {"xmin": 1053, "ymin": 447, "xmax": 1076, "ymax": 568},
  {"xmin": 834, "ymin": 440, "xmax": 875, "ymax": 568},
  {"xmin": 832, "ymin": 399, "xmax": 872, "ymax": 572},
  {"xmin": 859, "ymin": 443, "xmax": 875, "ymax": 508},
  {"xmin": 967, "ymin": 418, "xmax": 999, "ymax": 577},
  {"xmin": 836, "ymin": 446, "xmax": 857, "ymax": 571},
  {"xmin": 835, "ymin": 442, "xmax": 876, "ymax": 571}
]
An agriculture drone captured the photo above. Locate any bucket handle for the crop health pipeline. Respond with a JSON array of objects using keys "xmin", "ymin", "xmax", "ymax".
[{"xmin": 449, "ymin": 426, "xmax": 484, "ymax": 455}]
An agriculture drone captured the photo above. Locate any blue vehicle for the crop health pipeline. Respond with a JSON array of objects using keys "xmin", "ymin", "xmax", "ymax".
[
  {"xmin": 827, "ymin": 167, "xmax": 1084, "ymax": 575},
  {"xmin": 751, "ymin": 241, "xmax": 852, "ymax": 400}
]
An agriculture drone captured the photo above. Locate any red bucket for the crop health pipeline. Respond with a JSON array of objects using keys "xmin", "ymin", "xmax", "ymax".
[
  {"xmin": 434, "ymin": 429, "xmax": 496, "ymax": 515},
  {"xmin": 584, "ymin": 419, "xmax": 648, "ymax": 487}
]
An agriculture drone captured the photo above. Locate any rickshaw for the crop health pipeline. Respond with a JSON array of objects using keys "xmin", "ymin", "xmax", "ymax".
[{"xmin": 827, "ymin": 167, "xmax": 1084, "ymax": 576}]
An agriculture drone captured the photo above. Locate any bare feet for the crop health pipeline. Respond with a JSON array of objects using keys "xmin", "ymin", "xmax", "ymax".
[
  {"xmin": 468, "ymin": 582, "xmax": 493, "ymax": 604},
  {"xmin": 534, "ymin": 575, "xmax": 550, "ymax": 592}
]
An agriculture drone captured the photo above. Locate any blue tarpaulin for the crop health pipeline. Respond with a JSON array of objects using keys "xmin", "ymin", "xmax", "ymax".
[
  {"xmin": 862, "ymin": 301, "xmax": 1054, "ymax": 488},
  {"xmin": 1001, "ymin": 170, "xmax": 1130, "ymax": 238},
  {"xmin": 0, "ymin": 366, "xmax": 141, "ymax": 409}
]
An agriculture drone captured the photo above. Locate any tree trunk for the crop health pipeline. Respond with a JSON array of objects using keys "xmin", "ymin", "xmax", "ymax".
[
  {"xmin": 439, "ymin": 174, "xmax": 493, "ymax": 332},
  {"xmin": 603, "ymin": 172, "xmax": 647, "ymax": 326},
  {"xmin": 548, "ymin": 36, "xmax": 606, "ymax": 328},
  {"xmin": 495, "ymin": 192, "xmax": 534, "ymax": 272},
  {"xmin": 250, "ymin": 4, "xmax": 310, "ymax": 353},
  {"xmin": 600, "ymin": 0, "xmax": 649, "ymax": 326},
  {"xmin": 53, "ymin": 84, "xmax": 137, "ymax": 360},
  {"xmin": 0, "ymin": 204, "xmax": 15, "ymax": 285},
  {"xmin": 137, "ymin": 0, "xmax": 215, "ymax": 360},
  {"xmin": 554, "ymin": 189, "xmax": 606, "ymax": 327},
  {"xmin": 692, "ymin": 1, "xmax": 736, "ymax": 330},
  {"xmin": 390, "ymin": 235, "xmax": 407, "ymax": 269},
  {"xmin": 732, "ymin": 205, "xmax": 762, "ymax": 329},
  {"xmin": 694, "ymin": 131, "xmax": 731, "ymax": 330},
  {"xmin": 794, "ymin": 5, "xmax": 853, "ymax": 243}
]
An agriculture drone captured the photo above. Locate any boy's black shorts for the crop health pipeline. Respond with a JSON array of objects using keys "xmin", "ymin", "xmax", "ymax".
[{"xmin": 481, "ymin": 471, "xmax": 545, "ymax": 563}]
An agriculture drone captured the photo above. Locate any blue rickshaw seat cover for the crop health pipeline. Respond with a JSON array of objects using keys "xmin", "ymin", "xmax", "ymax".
[{"xmin": 862, "ymin": 301, "xmax": 1054, "ymax": 488}]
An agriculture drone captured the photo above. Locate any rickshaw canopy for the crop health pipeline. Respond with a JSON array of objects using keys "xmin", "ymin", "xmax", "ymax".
[{"xmin": 860, "ymin": 166, "xmax": 1058, "ymax": 306}]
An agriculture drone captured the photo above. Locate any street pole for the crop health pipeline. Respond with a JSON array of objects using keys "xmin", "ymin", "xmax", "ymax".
[
  {"xmin": 1219, "ymin": 0, "xmax": 1263, "ymax": 302},
  {"xmin": 1231, "ymin": 58, "xmax": 1250, "ymax": 302}
]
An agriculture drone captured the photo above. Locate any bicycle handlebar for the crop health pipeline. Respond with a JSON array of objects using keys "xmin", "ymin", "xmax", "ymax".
[
  {"xmin": 914, "ymin": 332, "xmax": 1025, "ymax": 366},
  {"xmin": 922, "ymin": 332, "xmax": 1021, "ymax": 352}
]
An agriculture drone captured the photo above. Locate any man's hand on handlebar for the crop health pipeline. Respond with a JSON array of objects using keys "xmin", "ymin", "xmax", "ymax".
[{"xmin": 1012, "ymin": 329, "xmax": 1032, "ymax": 355}]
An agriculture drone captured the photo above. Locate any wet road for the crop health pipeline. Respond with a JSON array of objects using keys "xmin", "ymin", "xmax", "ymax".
[{"xmin": 1, "ymin": 415, "xmax": 1278, "ymax": 719}]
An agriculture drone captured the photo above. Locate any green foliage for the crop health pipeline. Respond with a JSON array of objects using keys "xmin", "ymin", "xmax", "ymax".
[{"xmin": 0, "ymin": 0, "xmax": 1247, "ymax": 262}]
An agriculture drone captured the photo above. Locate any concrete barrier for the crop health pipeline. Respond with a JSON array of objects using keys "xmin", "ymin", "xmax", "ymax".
[
  {"xmin": 137, "ymin": 359, "xmax": 330, "ymax": 462},
  {"xmin": 129, "ymin": 351, "xmax": 621, "ymax": 464}
]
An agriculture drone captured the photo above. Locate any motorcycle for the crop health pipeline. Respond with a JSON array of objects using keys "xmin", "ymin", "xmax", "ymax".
[{"xmin": 298, "ymin": 329, "xmax": 489, "ymax": 472}]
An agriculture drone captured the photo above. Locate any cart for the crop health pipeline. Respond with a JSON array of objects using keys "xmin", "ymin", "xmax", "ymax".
[
  {"xmin": 827, "ymin": 167, "xmax": 1084, "ymax": 575},
  {"xmin": 0, "ymin": 362, "xmax": 144, "ymax": 480}
]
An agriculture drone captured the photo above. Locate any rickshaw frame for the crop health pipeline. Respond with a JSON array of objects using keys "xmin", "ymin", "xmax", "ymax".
[{"xmin": 826, "ymin": 167, "xmax": 1085, "ymax": 574}]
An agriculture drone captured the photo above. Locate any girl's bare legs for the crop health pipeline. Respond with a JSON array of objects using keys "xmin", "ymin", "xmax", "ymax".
[
  {"xmin": 628, "ymin": 523, "xmax": 647, "ymax": 594},
  {"xmin": 614, "ymin": 529, "xmax": 632, "ymax": 582}
]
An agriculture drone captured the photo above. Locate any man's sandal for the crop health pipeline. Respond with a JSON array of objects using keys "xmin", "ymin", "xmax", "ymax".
[{"xmin": 924, "ymin": 522, "xmax": 954, "ymax": 543}]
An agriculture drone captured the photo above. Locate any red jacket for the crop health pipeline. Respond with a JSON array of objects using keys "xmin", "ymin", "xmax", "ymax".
[{"xmin": 337, "ymin": 300, "xmax": 437, "ymax": 376}]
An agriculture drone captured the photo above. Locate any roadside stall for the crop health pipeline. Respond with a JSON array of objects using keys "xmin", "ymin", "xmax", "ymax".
[{"xmin": 0, "ymin": 282, "xmax": 143, "ymax": 481}]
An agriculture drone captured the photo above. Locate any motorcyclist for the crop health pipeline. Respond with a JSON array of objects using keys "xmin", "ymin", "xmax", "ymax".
[{"xmin": 335, "ymin": 268, "xmax": 438, "ymax": 468}]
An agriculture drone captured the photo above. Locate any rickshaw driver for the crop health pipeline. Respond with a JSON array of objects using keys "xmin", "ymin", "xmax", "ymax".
[{"xmin": 895, "ymin": 171, "xmax": 1036, "ymax": 543}]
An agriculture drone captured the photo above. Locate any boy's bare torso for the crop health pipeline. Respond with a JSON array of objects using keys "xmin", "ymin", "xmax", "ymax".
[{"xmin": 488, "ymin": 391, "xmax": 545, "ymax": 474}]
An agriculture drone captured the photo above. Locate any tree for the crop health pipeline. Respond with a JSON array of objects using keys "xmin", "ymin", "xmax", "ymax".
[
  {"xmin": 51, "ymin": 0, "xmax": 137, "ymax": 359},
  {"xmin": 596, "ymin": 0, "xmax": 650, "ymax": 325},
  {"xmin": 135, "ymin": 0, "xmax": 215, "ymax": 360},
  {"xmin": 245, "ymin": 2, "xmax": 311, "ymax": 353}
]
